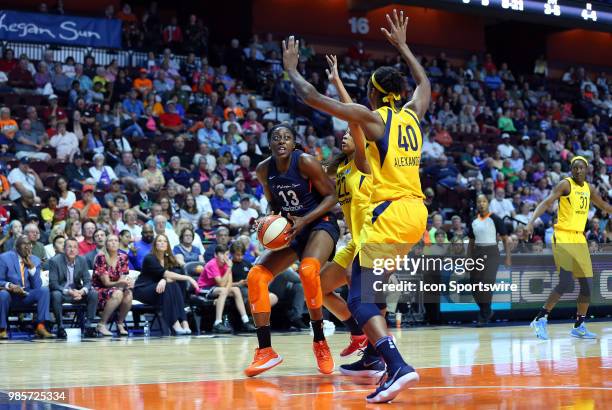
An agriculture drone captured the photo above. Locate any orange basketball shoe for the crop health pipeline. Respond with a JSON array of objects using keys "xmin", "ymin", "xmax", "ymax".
[
  {"xmin": 244, "ymin": 347, "xmax": 283, "ymax": 377},
  {"xmin": 313, "ymin": 340, "xmax": 335, "ymax": 374},
  {"xmin": 340, "ymin": 334, "xmax": 368, "ymax": 357}
]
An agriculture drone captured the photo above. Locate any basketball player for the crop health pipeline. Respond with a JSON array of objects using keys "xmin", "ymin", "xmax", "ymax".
[
  {"xmin": 526, "ymin": 156, "xmax": 611, "ymax": 340},
  {"xmin": 319, "ymin": 55, "xmax": 387, "ymax": 377},
  {"xmin": 283, "ymin": 10, "xmax": 430, "ymax": 402},
  {"xmin": 243, "ymin": 124, "xmax": 340, "ymax": 377}
]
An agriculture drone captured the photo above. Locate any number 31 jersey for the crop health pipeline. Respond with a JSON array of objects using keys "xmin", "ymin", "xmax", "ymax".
[
  {"xmin": 268, "ymin": 150, "xmax": 323, "ymax": 217},
  {"xmin": 555, "ymin": 177, "xmax": 590, "ymax": 233},
  {"xmin": 368, "ymin": 106, "xmax": 425, "ymax": 203}
]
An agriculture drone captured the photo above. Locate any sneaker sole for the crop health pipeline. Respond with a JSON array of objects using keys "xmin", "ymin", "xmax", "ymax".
[
  {"xmin": 244, "ymin": 356, "xmax": 283, "ymax": 377},
  {"xmin": 530, "ymin": 322, "xmax": 548, "ymax": 340},
  {"xmin": 340, "ymin": 341, "xmax": 368, "ymax": 357},
  {"xmin": 317, "ymin": 362, "xmax": 335, "ymax": 375},
  {"xmin": 570, "ymin": 333, "xmax": 596, "ymax": 339},
  {"xmin": 339, "ymin": 367, "xmax": 386, "ymax": 378},
  {"xmin": 366, "ymin": 371, "xmax": 420, "ymax": 403}
]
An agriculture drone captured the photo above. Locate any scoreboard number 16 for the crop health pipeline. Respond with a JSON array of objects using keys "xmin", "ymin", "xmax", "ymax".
[{"xmin": 349, "ymin": 17, "xmax": 369, "ymax": 34}]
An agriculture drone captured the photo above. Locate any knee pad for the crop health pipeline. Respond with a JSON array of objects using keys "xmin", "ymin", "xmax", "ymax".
[
  {"xmin": 247, "ymin": 265, "xmax": 274, "ymax": 314},
  {"xmin": 299, "ymin": 257, "xmax": 322, "ymax": 309}
]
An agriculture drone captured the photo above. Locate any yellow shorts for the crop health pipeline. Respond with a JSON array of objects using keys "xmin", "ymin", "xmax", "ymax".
[
  {"xmin": 333, "ymin": 239, "xmax": 357, "ymax": 270},
  {"xmin": 357, "ymin": 198, "xmax": 428, "ymax": 268},
  {"xmin": 552, "ymin": 229, "xmax": 593, "ymax": 278}
]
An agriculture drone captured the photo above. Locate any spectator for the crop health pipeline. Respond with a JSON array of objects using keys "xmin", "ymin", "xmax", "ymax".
[
  {"xmin": 49, "ymin": 238, "xmax": 98, "ymax": 338},
  {"xmin": 23, "ymin": 223, "xmax": 46, "ymax": 263},
  {"xmin": 78, "ymin": 220, "xmax": 97, "ymax": 256},
  {"xmin": 8, "ymin": 57, "xmax": 35, "ymax": 90},
  {"xmin": 135, "ymin": 233, "xmax": 197, "ymax": 335},
  {"xmin": 92, "ymin": 234, "xmax": 132, "ymax": 337},
  {"xmin": 89, "ymin": 153, "xmax": 118, "ymax": 188},
  {"xmin": 128, "ymin": 224, "xmax": 154, "ymax": 271},
  {"xmin": 122, "ymin": 89, "xmax": 145, "ymax": 117},
  {"xmin": 73, "ymin": 185, "xmax": 102, "ymax": 219},
  {"xmin": 0, "ymin": 107, "xmax": 19, "ymax": 140},
  {"xmin": 153, "ymin": 215, "xmax": 179, "ymax": 249},
  {"xmin": 204, "ymin": 226, "xmax": 231, "ymax": 261},
  {"xmin": 162, "ymin": 16, "xmax": 183, "ymax": 50},
  {"xmin": 15, "ymin": 119, "xmax": 50, "ymax": 161},
  {"xmin": 0, "ymin": 235, "xmax": 54, "ymax": 339},
  {"xmin": 173, "ymin": 227, "xmax": 204, "ymax": 264},
  {"xmin": 489, "ymin": 188, "xmax": 515, "ymax": 221},
  {"xmin": 179, "ymin": 194, "xmax": 202, "ymax": 228},
  {"xmin": 497, "ymin": 133, "xmax": 514, "ymax": 159},
  {"xmin": 85, "ymin": 229, "xmax": 106, "ymax": 270},
  {"xmin": 197, "ymin": 118, "xmax": 223, "ymax": 150},
  {"xmin": 8, "ymin": 157, "xmax": 43, "ymax": 202},
  {"xmin": 163, "ymin": 156, "xmax": 190, "ymax": 188},
  {"xmin": 114, "ymin": 151, "xmax": 142, "ymax": 191},
  {"xmin": 230, "ymin": 197, "xmax": 258, "ymax": 231},
  {"xmin": 64, "ymin": 153, "xmax": 92, "ymax": 191},
  {"xmin": 49, "ymin": 122, "xmax": 79, "ymax": 161},
  {"xmin": 211, "ymin": 184, "xmax": 232, "ymax": 222},
  {"xmin": 198, "ymin": 244, "xmax": 255, "ymax": 333},
  {"xmin": 133, "ymin": 68, "xmax": 153, "ymax": 96}
]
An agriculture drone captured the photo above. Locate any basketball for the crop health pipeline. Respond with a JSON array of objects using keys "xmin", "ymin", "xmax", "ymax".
[
  {"xmin": 257, "ymin": 215, "xmax": 292, "ymax": 250},
  {"xmin": 194, "ymin": 265, "xmax": 204, "ymax": 274}
]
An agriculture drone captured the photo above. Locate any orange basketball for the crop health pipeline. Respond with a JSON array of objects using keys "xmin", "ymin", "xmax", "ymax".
[
  {"xmin": 194, "ymin": 265, "xmax": 204, "ymax": 274},
  {"xmin": 257, "ymin": 215, "xmax": 292, "ymax": 250}
]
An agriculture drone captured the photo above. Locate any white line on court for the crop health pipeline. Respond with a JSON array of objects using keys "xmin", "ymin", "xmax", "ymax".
[{"xmin": 285, "ymin": 385, "xmax": 612, "ymax": 396}]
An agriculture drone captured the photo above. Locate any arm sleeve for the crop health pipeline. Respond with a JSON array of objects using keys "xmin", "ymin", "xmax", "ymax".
[{"xmin": 490, "ymin": 214, "xmax": 508, "ymax": 236}]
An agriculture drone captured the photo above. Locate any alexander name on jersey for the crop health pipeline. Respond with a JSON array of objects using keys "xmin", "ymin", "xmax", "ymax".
[{"xmin": 394, "ymin": 156, "xmax": 421, "ymax": 167}]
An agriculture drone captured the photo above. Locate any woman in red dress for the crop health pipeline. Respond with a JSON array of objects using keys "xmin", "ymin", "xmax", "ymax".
[{"xmin": 92, "ymin": 234, "xmax": 133, "ymax": 336}]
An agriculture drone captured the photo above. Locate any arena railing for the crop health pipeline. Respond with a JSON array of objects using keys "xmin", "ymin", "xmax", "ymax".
[{"xmin": 1, "ymin": 41, "xmax": 188, "ymax": 68}]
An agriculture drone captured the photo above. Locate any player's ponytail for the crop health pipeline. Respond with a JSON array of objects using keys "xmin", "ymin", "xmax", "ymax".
[{"xmin": 325, "ymin": 152, "xmax": 349, "ymax": 176}]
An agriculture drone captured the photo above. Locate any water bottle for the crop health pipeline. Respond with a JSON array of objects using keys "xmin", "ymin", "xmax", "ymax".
[
  {"xmin": 144, "ymin": 320, "xmax": 150, "ymax": 337},
  {"xmin": 222, "ymin": 314, "xmax": 230, "ymax": 328}
]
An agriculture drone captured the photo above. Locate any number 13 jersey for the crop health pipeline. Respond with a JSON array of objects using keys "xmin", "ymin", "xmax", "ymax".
[
  {"xmin": 268, "ymin": 150, "xmax": 323, "ymax": 217},
  {"xmin": 555, "ymin": 177, "xmax": 590, "ymax": 233},
  {"xmin": 368, "ymin": 106, "xmax": 425, "ymax": 202}
]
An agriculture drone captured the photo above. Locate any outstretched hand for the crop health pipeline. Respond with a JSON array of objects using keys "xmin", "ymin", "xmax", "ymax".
[
  {"xmin": 282, "ymin": 36, "xmax": 300, "ymax": 72},
  {"xmin": 325, "ymin": 54, "xmax": 340, "ymax": 83},
  {"xmin": 381, "ymin": 9, "xmax": 409, "ymax": 49}
]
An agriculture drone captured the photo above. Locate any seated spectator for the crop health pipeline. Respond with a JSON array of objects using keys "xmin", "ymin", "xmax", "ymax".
[
  {"xmin": 128, "ymin": 224, "xmax": 154, "ymax": 270},
  {"xmin": 8, "ymin": 158, "xmax": 43, "ymax": 202},
  {"xmin": 15, "ymin": 119, "xmax": 50, "ymax": 161},
  {"xmin": 45, "ymin": 232, "xmax": 66, "ymax": 261},
  {"xmin": 42, "ymin": 95, "xmax": 68, "ymax": 124},
  {"xmin": 196, "ymin": 215, "xmax": 216, "ymax": 245},
  {"xmin": 153, "ymin": 215, "xmax": 179, "ymax": 248},
  {"xmin": 0, "ymin": 107, "xmax": 19, "ymax": 140},
  {"xmin": 211, "ymin": 184, "xmax": 232, "ymax": 222},
  {"xmin": 179, "ymin": 194, "xmax": 202, "ymax": 228},
  {"xmin": 489, "ymin": 188, "xmax": 515, "ymax": 221},
  {"xmin": 173, "ymin": 227, "xmax": 204, "ymax": 265},
  {"xmin": 11, "ymin": 191, "xmax": 37, "ymax": 224},
  {"xmin": 89, "ymin": 153, "xmax": 118, "ymax": 188},
  {"xmin": 433, "ymin": 123, "xmax": 453, "ymax": 148},
  {"xmin": 190, "ymin": 180, "xmax": 213, "ymax": 215},
  {"xmin": 85, "ymin": 229, "xmax": 106, "ymax": 270},
  {"xmin": 64, "ymin": 153, "xmax": 93, "ymax": 191},
  {"xmin": 122, "ymin": 210, "xmax": 142, "ymax": 242},
  {"xmin": 73, "ymin": 185, "xmax": 102, "ymax": 219},
  {"xmin": 168, "ymin": 135, "xmax": 192, "ymax": 167},
  {"xmin": 198, "ymin": 244, "xmax": 255, "ymax": 333},
  {"xmin": 1, "ymin": 221, "xmax": 22, "ymax": 253},
  {"xmin": 197, "ymin": 118, "xmax": 223, "ymax": 150},
  {"xmin": 163, "ymin": 156, "xmax": 190, "ymax": 188},
  {"xmin": 114, "ymin": 151, "xmax": 142, "ymax": 191},
  {"xmin": 23, "ymin": 223, "xmax": 47, "ymax": 266},
  {"xmin": 133, "ymin": 68, "xmax": 153, "ymax": 95},
  {"xmin": 204, "ymin": 226, "xmax": 231, "ymax": 261},
  {"xmin": 49, "ymin": 122, "xmax": 79, "ymax": 161},
  {"xmin": 230, "ymin": 196, "xmax": 258, "ymax": 231},
  {"xmin": 134, "ymin": 234, "xmax": 197, "ymax": 335},
  {"xmin": 123, "ymin": 89, "xmax": 145, "ymax": 117},
  {"xmin": 8, "ymin": 57, "xmax": 35, "ymax": 89},
  {"xmin": 92, "ymin": 235, "xmax": 133, "ymax": 337},
  {"xmin": 142, "ymin": 155, "xmax": 165, "ymax": 192},
  {"xmin": 49, "ymin": 238, "xmax": 98, "ymax": 338},
  {"xmin": 78, "ymin": 220, "xmax": 97, "ymax": 256},
  {"xmin": 159, "ymin": 101, "xmax": 184, "ymax": 132},
  {"xmin": 0, "ymin": 235, "xmax": 54, "ymax": 339}
]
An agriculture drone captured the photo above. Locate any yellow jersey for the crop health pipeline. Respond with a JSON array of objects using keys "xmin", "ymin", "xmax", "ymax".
[
  {"xmin": 368, "ymin": 106, "xmax": 425, "ymax": 203},
  {"xmin": 555, "ymin": 177, "xmax": 590, "ymax": 233},
  {"xmin": 336, "ymin": 157, "xmax": 371, "ymax": 237}
]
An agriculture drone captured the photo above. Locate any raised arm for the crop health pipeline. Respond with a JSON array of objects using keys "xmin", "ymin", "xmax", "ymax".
[
  {"xmin": 283, "ymin": 37, "xmax": 385, "ymax": 140},
  {"xmin": 589, "ymin": 183, "xmax": 612, "ymax": 214},
  {"xmin": 525, "ymin": 179, "xmax": 570, "ymax": 235},
  {"xmin": 325, "ymin": 55, "xmax": 370, "ymax": 174},
  {"xmin": 381, "ymin": 9, "xmax": 431, "ymax": 120}
]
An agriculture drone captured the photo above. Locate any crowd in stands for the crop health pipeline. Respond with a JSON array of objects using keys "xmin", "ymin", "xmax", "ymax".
[{"xmin": 0, "ymin": 3, "xmax": 610, "ymax": 337}]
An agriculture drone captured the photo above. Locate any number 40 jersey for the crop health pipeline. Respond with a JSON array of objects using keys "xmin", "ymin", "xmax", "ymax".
[
  {"xmin": 267, "ymin": 150, "xmax": 324, "ymax": 217},
  {"xmin": 368, "ymin": 106, "xmax": 425, "ymax": 202}
]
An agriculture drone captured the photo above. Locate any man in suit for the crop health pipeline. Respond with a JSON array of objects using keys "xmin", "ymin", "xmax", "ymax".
[
  {"xmin": 0, "ymin": 235, "xmax": 54, "ymax": 339},
  {"xmin": 49, "ymin": 237, "xmax": 98, "ymax": 338}
]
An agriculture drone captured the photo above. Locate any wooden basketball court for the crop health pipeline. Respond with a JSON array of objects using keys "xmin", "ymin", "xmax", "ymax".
[{"xmin": 1, "ymin": 321, "xmax": 610, "ymax": 409}]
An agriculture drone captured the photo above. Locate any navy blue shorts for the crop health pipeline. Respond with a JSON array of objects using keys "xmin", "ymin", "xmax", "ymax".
[{"xmin": 290, "ymin": 214, "xmax": 340, "ymax": 261}]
